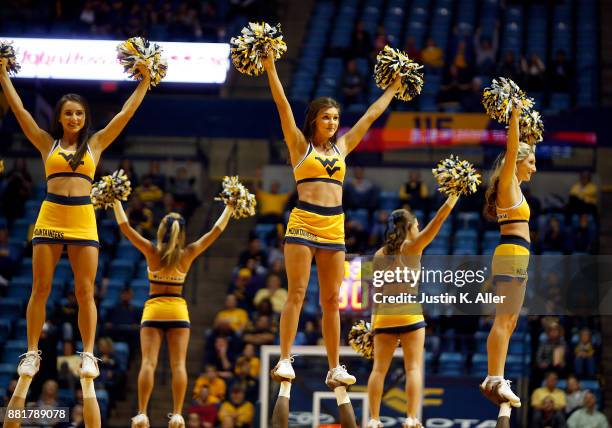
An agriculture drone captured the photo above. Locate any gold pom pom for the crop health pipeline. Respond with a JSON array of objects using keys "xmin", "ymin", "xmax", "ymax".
[
  {"xmin": 215, "ymin": 176, "xmax": 257, "ymax": 219},
  {"xmin": 116, "ymin": 37, "xmax": 168, "ymax": 88},
  {"xmin": 91, "ymin": 169, "xmax": 132, "ymax": 209},
  {"xmin": 432, "ymin": 155, "xmax": 481, "ymax": 196},
  {"xmin": 0, "ymin": 41, "xmax": 21, "ymax": 75},
  {"xmin": 374, "ymin": 45, "xmax": 424, "ymax": 101},
  {"xmin": 482, "ymin": 77, "xmax": 534, "ymax": 124},
  {"xmin": 349, "ymin": 320, "xmax": 374, "ymax": 359},
  {"xmin": 519, "ymin": 109, "xmax": 544, "ymax": 145},
  {"xmin": 230, "ymin": 22, "xmax": 287, "ymax": 76}
]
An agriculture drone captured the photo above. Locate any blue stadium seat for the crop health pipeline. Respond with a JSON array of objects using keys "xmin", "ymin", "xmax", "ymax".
[
  {"xmin": 130, "ymin": 279, "xmax": 150, "ymax": 301},
  {"xmin": 0, "ymin": 319, "xmax": 12, "ymax": 343},
  {"xmin": 54, "ymin": 259, "xmax": 73, "ymax": 282},
  {"xmin": 57, "ymin": 388, "xmax": 74, "ymax": 407},
  {"xmin": 2, "ymin": 340, "xmax": 27, "ymax": 364},
  {"xmin": 117, "ymin": 241, "xmax": 143, "ymax": 263},
  {"xmin": 0, "ymin": 363, "xmax": 15, "ymax": 389},
  {"xmin": 347, "ymin": 209, "xmax": 369, "ymax": 229},
  {"xmin": 18, "ymin": 258, "xmax": 33, "ymax": 278},
  {"xmin": 379, "ymin": 192, "xmax": 399, "ymax": 211},
  {"xmin": 470, "ymin": 353, "xmax": 488, "ymax": 376},
  {"xmin": 11, "ymin": 219, "xmax": 31, "ymax": 241},
  {"xmin": 474, "ymin": 331, "xmax": 488, "ymax": 353},
  {"xmin": 108, "ymin": 260, "xmax": 135, "ymax": 281},
  {"xmin": 12, "ymin": 319, "xmax": 27, "ymax": 341},
  {"xmin": 6, "ymin": 286, "xmax": 31, "ymax": 302},
  {"xmin": 456, "ymin": 212, "xmax": 480, "ymax": 230},
  {"xmin": 254, "ymin": 224, "xmax": 277, "ymax": 247},
  {"xmin": 438, "ymin": 352, "xmax": 465, "ymax": 376},
  {"xmin": 0, "ymin": 299, "xmax": 23, "ymax": 320},
  {"xmin": 113, "ymin": 341, "xmax": 130, "ymax": 372},
  {"xmin": 23, "ymin": 200, "xmax": 42, "ymax": 223}
]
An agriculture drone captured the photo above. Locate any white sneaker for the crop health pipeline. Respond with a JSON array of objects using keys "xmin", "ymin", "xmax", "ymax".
[
  {"xmin": 17, "ymin": 350, "xmax": 42, "ymax": 377},
  {"xmin": 168, "ymin": 413, "xmax": 185, "ymax": 428},
  {"xmin": 131, "ymin": 414, "xmax": 149, "ymax": 428},
  {"xmin": 326, "ymin": 365, "xmax": 356, "ymax": 385},
  {"xmin": 274, "ymin": 357, "xmax": 295, "ymax": 380},
  {"xmin": 481, "ymin": 378, "xmax": 521, "ymax": 408},
  {"xmin": 78, "ymin": 352, "xmax": 101, "ymax": 379},
  {"xmin": 402, "ymin": 418, "xmax": 423, "ymax": 428},
  {"xmin": 367, "ymin": 419, "xmax": 382, "ymax": 428}
]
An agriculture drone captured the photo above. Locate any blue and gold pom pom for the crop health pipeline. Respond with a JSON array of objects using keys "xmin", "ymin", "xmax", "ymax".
[
  {"xmin": 0, "ymin": 41, "xmax": 20, "ymax": 75},
  {"xmin": 432, "ymin": 155, "xmax": 481, "ymax": 196},
  {"xmin": 215, "ymin": 176, "xmax": 257, "ymax": 219},
  {"xmin": 482, "ymin": 77, "xmax": 534, "ymax": 124},
  {"xmin": 349, "ymin": 320, "xmax": 374, "ymax": 359},
  {"xmin": 374, "ymin": 45, "xmax": 424, "ymax": 101},
  {"xmin": 117, "ymin": 37, "xmax": 168, "ymax": 88},
  {"xmin": 230, "ymin": 22, "xmax": 287, "ymax": 76},
  {"xmin": 91, "ymin": 169, "xmax": 132, "ymax": 209}
]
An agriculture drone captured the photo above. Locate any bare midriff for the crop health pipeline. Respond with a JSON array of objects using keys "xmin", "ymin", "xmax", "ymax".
[
  {"xmin": 296, "ymin": 181, "xmax": 343, "ymax": 207},
  {"xmin": 47, "ymin": 177, "xmax": 91, "ymax": 198},
  {"xmin": 500, "ymin": 222, "xmax": 530, "ymax": 243},
  {"xmin": 149, "ymin": 283, "xmax": 183, "ymax": 296}
]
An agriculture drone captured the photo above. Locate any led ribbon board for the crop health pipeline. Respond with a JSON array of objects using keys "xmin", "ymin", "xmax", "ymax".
[{"xmin": 5, "ymin": 37, "xmax": 229, "ymax": 83}]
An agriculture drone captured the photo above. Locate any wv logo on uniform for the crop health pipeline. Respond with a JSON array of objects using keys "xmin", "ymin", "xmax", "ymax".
[
  {"xmin": 59, "ymin": 152, "xmax": 85, "ymax": 166},
  {"xmin": 315, "ymin": 157, "xmax": 341, "ymax": 177}
]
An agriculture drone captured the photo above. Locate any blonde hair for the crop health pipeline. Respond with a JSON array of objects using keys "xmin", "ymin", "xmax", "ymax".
[
  {"xmin": 484, "ymin": 142, "xmax": 535, "ymax": 220},
  {"xmin": 156, "ymin": 213, "xmax": 186, "ymax": 268}
]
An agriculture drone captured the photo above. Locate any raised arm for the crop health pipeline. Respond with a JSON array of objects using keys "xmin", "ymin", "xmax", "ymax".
[
  {"xmin": 338, "ymin": 77, "xmax": 401, "ymax": 156},
  {"xmin": 262, "ymin": 53, "xmax": 305, "ymax": 161},
  {"xmin": 405, "ymin": 195, "xmax": 458, "ymax": 253},
  {"xmin": 0, "ymin": 59, "xmax": 53, "ymax": 154},
  {"xmin": 112, "ymin": 200, "xmax": 157, "ymax": 258},
  {"xmin": 183, "ymin": 206, "xmax": 233, "ymax": 264},
  {"xmin": 497, "ymin": 107, "xmax": 520, "ymax": 196},
  {"xmin": 89, "ymin": 68, "xmax": 151, "ymax": 158}
]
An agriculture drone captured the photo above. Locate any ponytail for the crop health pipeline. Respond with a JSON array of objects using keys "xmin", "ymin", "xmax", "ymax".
[
  {"xmin": 156, "ymin": 213, "xmax": 186, "ymax": 268},
  {"xmin": 383, "ymin": 209, "xmax": 416, "ymax": 255}
]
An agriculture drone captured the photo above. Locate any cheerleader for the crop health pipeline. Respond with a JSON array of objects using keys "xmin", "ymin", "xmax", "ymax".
[
  {"xmin": 366, "ymin": 195, "xmax": 458, "ymax": 428},
  {"xmin": 262, "ymin": 51, "xmax": 401, "ymax": 384},
  {"xmin": 0, "ymin": 57, "xmax": 150, "ymax": 427},
  {"xmin": 480, "ymin": 107, "xmax": 536, "ymax": 407},
  {"xmin": 111, "ymin": 201, "xmax": 233, "ymax": 428}
]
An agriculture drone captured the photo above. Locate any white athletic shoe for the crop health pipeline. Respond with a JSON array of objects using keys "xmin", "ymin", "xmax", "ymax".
[
  {"xmin": 17, "ymin": 350, "xmax": 42, "ymax": 377},
  {"xmin": 367, "ymin": 418, "xmax": 383, "ymax": 427},
  {"xmin": 78, "ymin": 352, "xmax": 101, "ymax": 379},
  {"xmin": 402, "ymin": 417, "xmax": 423, "ymax": 428},
  {"xmin": 274, "ymin": 357, "xmax": 296, "ymax": 380},
  {"xmin": 168, "ymin": 413, "xmax": 185, "ymax": 428},
  {"xmin": 131, "ymin": 413, "xmax": 150, "ymax": 428},
  {"xmin": 326, "ymin": 365, "xmax": 356, "ymax": 385},
  {"xmin": 481, "ymin": 378, "xmax": 521, "ymax": 408}
]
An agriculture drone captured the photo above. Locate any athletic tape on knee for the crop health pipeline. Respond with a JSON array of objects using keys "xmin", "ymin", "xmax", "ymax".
[
  {"xmin": 80, "ymin": 378, "xmax": 96, "ymax": 399},
  {"xmin": 499, "ymin": 402, "xmax": 511, "ymax": 418},
  {"xmin": 334, "ymin": 386, "xmax": 350, "ymax": 406},
  {"xmin": 14, "ymin": 376, "xmax": 32, "ymax": 399},
  {"xmin": 279, "ymin": 381, "xmax": 291, "ymax": 398}
]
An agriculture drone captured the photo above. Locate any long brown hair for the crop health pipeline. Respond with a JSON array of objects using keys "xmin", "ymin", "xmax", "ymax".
[
  {"xmin": 483, "ymin": 142, "xmax": 535, "ymax": 220},
  {"xmin": 156, "ymin": 213, "xmax": 186, "ymax": 268},
  {"xmin": 302, "ymin": 97, "xmax": 341, "ymax": 147},
  {"xmin": 50, "ymin": 94, "xmax": 92, "ymax": 171},
  {"xmin": 383, "ymin": 209, "xmax": 416, "ymax": 255}
]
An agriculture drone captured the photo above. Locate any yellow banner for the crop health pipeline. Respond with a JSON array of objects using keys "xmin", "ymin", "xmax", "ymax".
[{"xmin": 386, "ymin": 112, "xmax": 491, "ymax": 130}]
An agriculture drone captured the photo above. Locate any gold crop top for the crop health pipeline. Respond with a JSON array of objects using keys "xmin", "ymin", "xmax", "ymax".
[
  {"xmin": 496, "ymin": 194, "xmax": 530, "ymax": 225},
  {"xmin": 45, "ymin": 140, "xmax": 96, "ymax": 183},
  {"xmin": 293, "ymin": 142, "xmax": 345, "ymax": 186}
]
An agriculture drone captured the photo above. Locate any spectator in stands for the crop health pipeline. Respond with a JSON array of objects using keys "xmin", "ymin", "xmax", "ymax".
[
  {"xmin": 218, "ymin": 385, "xmax": 255, "ymax": 428},
  {"xmin": 568, "ymin": 171, "xmax": 598, "ymax": 217},
  {"xmin": 531, "ymin": 396, "xmax": 567, "ymax": 428},
  {"xmin": 253, "ymin": 273, "xmax": 287, "ymax": 314},
  {"xmin": 368, "ymin": 209, "xmax": 389, "ymax": 249},
  {"xmin": 521, "ymin": 53, "xmax": 546, "ymax": 92},
  {"xmin": 399, "ymin": 171, "xmax": 429, "ymax": 213},
  {"xmin": 537, "ymin": 322, "xmax": 567, "ymax": 374},
  {"xmin": 574, "ymin": 328, "xmax": 597, "ymax": 378},
  {"xmin": 242, "ymin": 314, "xmax": 276, "ymax": 349},
  {"xmin": 345, "ymin": 219, "xmax": 368, "ymax": 254},
  {"xmin": 146, "ymin": 160, "xmax": 167, "ymax": 191},
  {"xmin": 54, "ymin": 291, "xmax": 79, "ymax": 342},
  {"xmin": 497, "ymin": 51, "xmax": 521, "ymax": 82},
  {"xmin": 567, "ymin": 391, "xmax": 609, "ymax": 428},
  {"xmin": 344, "ymin": 166, "xmax": 379, "ymax": 211},
  {"xmin": 134, "ymin": 175, "xmax": 164, "ymax": 206},
  {"xmin": 421, "ymin": 38, "xmax": 444, "ymax": 70},
  {"xmin": 215, "ymin": 294, "xmax": 249, "ymax": 334},
  {"xmin": 254, "ymin": 169, "xmax": 290, "ymax": 225},
  {"xmin": 565, "ymin": 375, "xmax": 586, "ymax": 416},
  {"xmin": 461, "ymin": 77, "xmax": 484, "ymax": 112},
  {"xmin": 342, "ymin": 59, "xmax": 365, "ymax": 105},
  {"xmin": 232, "ymin": 356, "xmax": 258, "ymax": 402},
  {"xmin": 97, "ymin": 336, "xmax": 124, "ymax": 400},
  {"xmin": 238, "ymin": 238, "xmax": 268, "ymax": 269},
  {"xmin": 2, "ymin": 379, "xmax": 17, "ymax": 407},
  {"xmin": 57, "ymin": 341, "xmax": 82, "ymax": 387},
  {"xmin": 371, "ymin": 26, "xmax": 389, "ymax": 58},
  {"xmin": 103, "ymin": 287, "xmax": 141, "ymax": 348},
  {"xmin": 209, "ymin": 336, "xmax": 236, "ymax": 378},
  {"xmin": 127, "ymin": 196, "xmax": 155, "ymax": 239},
  {"xmin": 294, "ymin": 319, "xmax": 321, "ymax": 346},
  {"xmin": 169, "ymin": 165, "xmax": 199, "ymax": 218},
  {"xmin": 193, "ymin": 364, "xmax": 227, "ymax": 403},
  {"xmin": 188, "ymin": 386, "xmax": 218, "ymax": 428},
  {"xmin": 474, "ymin": 26, "xmax": 499, "ymax": 75},
  {"xmin": 549, "ymin": 50, "xmax": 573, "ymax": 93},
  {"xmin": 438, "ymin": 64, "xmax": 471, "ymax": 108},
  {"xmin": 37, "ymin": 379, "xmax": 60, "ymax": 408},
  {"xmin": 238, "ymin": 344, "xmax": 260, "ymax": 379},
  {"xmin": 230, "ymin": 268, "xmax": 255, "ymax": 309},
  {"xmin": 1, "ymin": 158, "xmax": 32, "ymax": 225},
  {"xmin": 451, "ymin": 39, "xmax": 473, "ymax": 74},
  {"xmin": 187, "ymin": 412, "xmax": 202, "ymax": 428},
  {"xmin": 572, "ymin": 213, "xmax": 596, "ymax": 253},
  {"xmin": 404, "ymin": 36, "xmax": 421, "ymax": 62},
  {"xmin": 119, "ymin": 158, "xmax": 139, "ymax": 188},
  {"xmin": 57, "ymin": 403, "xmax": 85, "ymax": 428},
  {"xmin": 531, "ymin": 372, "xmax": 567, "ymax": 411},
  {"xmin": 542, "ymin": 217, "xmax": 567, "ymax": 253},
  {"xmin": 350, "ymin": 21, "xmax": 372, "ymax": 59}
]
